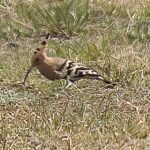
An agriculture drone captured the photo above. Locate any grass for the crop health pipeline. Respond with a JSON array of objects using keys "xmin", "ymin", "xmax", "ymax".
[{"xmin": 0, "ymin": 0, "xmax": 150, "ymax": 149}]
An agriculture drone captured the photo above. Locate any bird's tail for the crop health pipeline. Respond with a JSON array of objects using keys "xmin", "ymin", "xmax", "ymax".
[
  {"xmin": 97, "ymin": 76, "xmax": 116, "ymax": 86},
  {"xmin": 68, "ymin": 64, "xmax": 116, "ymax": 86}
]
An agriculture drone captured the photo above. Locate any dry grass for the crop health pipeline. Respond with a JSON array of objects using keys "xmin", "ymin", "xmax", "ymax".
[{"xmin": 0, "ymin": 0, "xmax": 150, "ymax": 149}]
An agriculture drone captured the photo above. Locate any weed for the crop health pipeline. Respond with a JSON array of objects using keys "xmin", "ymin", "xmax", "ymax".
[{"xmin": 0, "ymin": 0, "xmax": 150, "ymax": 149}]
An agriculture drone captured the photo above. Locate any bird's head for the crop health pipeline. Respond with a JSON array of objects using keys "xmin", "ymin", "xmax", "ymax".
[
  {"xmin": 31, "ymin": 47, "xmax": 45, "ymax": 66},
  {"xmin": 22, "ymin": 33, "xmax": 51, "ymax": 85},
  {"xmin": 31, "ymin": 33, "xmax": 51, "ymax": 66}
]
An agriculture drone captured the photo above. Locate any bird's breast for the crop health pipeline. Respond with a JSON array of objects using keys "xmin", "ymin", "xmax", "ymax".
[{"xmin": 37, "ymin": 64, "xmax": 60, "ymax": 80}]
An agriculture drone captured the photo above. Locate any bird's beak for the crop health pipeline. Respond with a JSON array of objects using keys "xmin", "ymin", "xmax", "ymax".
[{"xmin": 22, "ymin": 64, "xmax": 34, "ymax": 85}]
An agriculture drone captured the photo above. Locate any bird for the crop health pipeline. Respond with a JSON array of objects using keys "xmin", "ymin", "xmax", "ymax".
[{"xmin": 22, "ymin": 33, "xmax": 116, "ymax": 88}]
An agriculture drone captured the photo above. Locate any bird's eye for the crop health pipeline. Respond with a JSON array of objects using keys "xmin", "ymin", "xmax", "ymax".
[{"xmin": 34, "ymin": 51, "xmax": 37, "ymax": 54}]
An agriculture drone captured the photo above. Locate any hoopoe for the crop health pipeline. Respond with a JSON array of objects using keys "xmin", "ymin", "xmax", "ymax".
[{"xmin": 23, "ymin": 33, "xmax": 115, "ymax": 88}]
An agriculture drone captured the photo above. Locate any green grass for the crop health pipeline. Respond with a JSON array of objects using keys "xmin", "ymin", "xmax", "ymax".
[{"xmin": 0, "ymin": 0, "xmax": 150, "ymax": 149}]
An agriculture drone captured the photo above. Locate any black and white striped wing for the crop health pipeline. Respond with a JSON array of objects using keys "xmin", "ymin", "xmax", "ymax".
[{"xmin": 58, "ymin": 60, "xmax": 110, "ymax": 83}]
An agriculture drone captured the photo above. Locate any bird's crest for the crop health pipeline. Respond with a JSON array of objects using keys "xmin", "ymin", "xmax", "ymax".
[{"xmin": 36, "ymin": 33, "xmax": 51, "ymax": 52}]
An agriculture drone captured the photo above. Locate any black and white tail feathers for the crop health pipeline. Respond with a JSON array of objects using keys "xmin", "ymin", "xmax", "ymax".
[{"xmin": 59, "ymin": 60, "xmax": 115, "ymax": 85}]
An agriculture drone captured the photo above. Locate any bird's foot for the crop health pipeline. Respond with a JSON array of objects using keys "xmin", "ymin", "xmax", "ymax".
[{"xmin": 66, "ymin": 81, "xmax": 82, "ymax": 93}]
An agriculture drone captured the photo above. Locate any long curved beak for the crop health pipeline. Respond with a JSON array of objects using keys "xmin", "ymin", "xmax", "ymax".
[{"xmin": 22, "ymin": 65, "xmax": 34, "ymax": 85}]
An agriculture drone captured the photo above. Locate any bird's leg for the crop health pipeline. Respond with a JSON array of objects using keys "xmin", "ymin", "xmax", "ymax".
[
  {"xmin": 66, "ymin": 80, "xmax": 73, "ymax": 88},
  {"xmin": 66, "ymin": 76, "xmax": 73, "ymax": 88},
  {"xmin": 65, "ymin": 76, "xmax": 82, "ymax": 92}
]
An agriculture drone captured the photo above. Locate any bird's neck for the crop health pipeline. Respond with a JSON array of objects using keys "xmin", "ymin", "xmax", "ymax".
[{"xmin": 36, "ymin": 51, "xmax": 48, "ymax": 64}]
